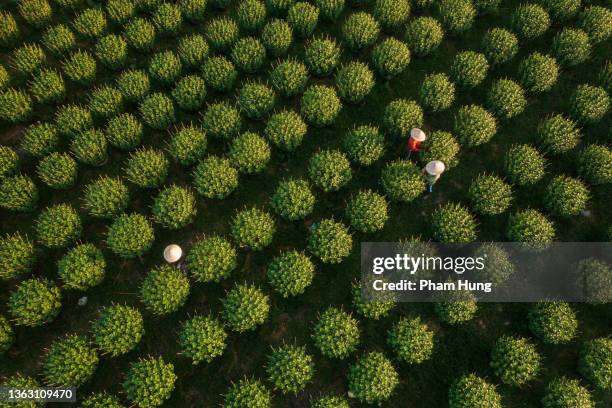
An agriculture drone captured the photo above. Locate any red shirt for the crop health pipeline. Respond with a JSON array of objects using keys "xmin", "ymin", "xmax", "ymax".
[{"xmin": 408, "ymin": 137, "xmax": 423, "ymax": 152}]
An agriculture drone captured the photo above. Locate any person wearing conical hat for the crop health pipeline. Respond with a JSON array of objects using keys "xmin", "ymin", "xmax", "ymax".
[
  {"xmin": 423, "ymin": 160, "xmax": 445, "ymax": 193},
  {"xmin": 407, "ymin": 128, "xmax": 427, "ymax": 159}
]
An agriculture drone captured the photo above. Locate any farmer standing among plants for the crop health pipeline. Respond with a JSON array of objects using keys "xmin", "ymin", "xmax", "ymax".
[
  {"xmin": 423, "ymin": 160, "xmax": 445, "ymax": 193},
  {"xmin": 407, "ymin": 128, "xmax": 427, "ymax": 159}
]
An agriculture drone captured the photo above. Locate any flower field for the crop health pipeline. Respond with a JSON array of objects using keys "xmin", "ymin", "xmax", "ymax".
[{"xmin": 0, "ymin": 0, "xmax": 611, "ymax": 406}]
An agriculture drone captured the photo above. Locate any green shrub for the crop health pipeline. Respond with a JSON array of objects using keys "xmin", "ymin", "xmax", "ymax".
[
  {"xmin": 178, "ymin": 34, "xmax": 209, "ymax": 67},
  {"xmin": 267, "ymin": 250, "xmax": 314, "ymax": 297},
  {"xmin": 578, "ymin": 144, "xmax": 612, "ymax": 185},
  {"xmin": 116, "ymin": 69, "xmax": 150, "ymax": 101},
  {"xmin": 81, "ymin": 392, "xmax": 125, "ymax": 408},
  {"xmin": 307, "ymin": 219, "xmax": 352, "ymax": 263},
  {"xmin": 541, "ymin": 0, "xmax": 580, "ymax": 20},
  {"xmin": 372, "ymin": 37, "xmax": 410, "ymax": 79},
  {"xmin": 11, "ymin": 44, "xmax": 45, "ymax": 76},
  {"xmin": 304, "ymin": 37, "xmax": 341, "ymax": 76},
  {"xmin": 552, "ymin": 28, "xmax": 591, "ymax": 67},
  {"xmin": 0, "ymin": 175, "xmax": 38, "ymax": 212},
  {"xmin": 107, "ymin": 0, "xmax": 136, "ymax": 23},
  {"xmin": 238, "ymin": 82, "xmax": 276, "ymax": 120},
  {"xmin": 95, "ymin": 34, "xmax": 127, "ymax": 69},
  {"xmin": 0, "ymin": 65, "xmax": 8, "ymax": 90},
  {"xmin": 106, "ymin": 213, "xmax": 155, "ymax": 258},
  {"xmin": 224, "ymin": 378, "xmax": 272, "ymax": 408},
  {"xmin": 29, "ymin": 69, "xmax": 65, "ymax": 104},
  {"xmin": 580, "ymin": 259, "xmax": 611, "ymax": 304},
  {"xmin": 124, "ymin": 148, "xmax": 169, "ymax": 188},
  {"xmin": 579, "ymin": 6, "xmax": 612, "ymax": 44},
  {"xmin": 271, "ymin": 179, "xmax": 315, "ymax": 220},
  {"xmin": 301, "ymin": 85, "xmax": 341, "ymax": 126},
  {"xmin": 381, "ymin": 160, "xmax": 426, "ymax": 202},
  {"xmin": 73, "ymin": 8, "xmax": 107, "ymax": 38},
  {"xmin": 348, "ymin": 351, "xmax": 398, "ymax": 404},
  {"xmin": 311, "ymin": 395, "xmax": 350, "ymax": 408},
  {"xmin": 89, "ymin": 86, "xmax": 123, "ymax": 119},
  {"xmin": 266, "ymin": 0, "xmax": 295, "ymax": 14},
  {"xmin": 152, "ymin": 2, "xmax": 182, "ymax": 35},
  {"xmin": 231, "ymin": 207, "xmax": 276, "ymax": 251},
  {"xmin": 62, "ymin": 50, "xmax": 97, "ymax": 84},
  {"xmin": 308, "ymin": 149, "xmax": 351, "ymax": 191},
  {"xmin": 569, "ymin": 84, "xmax": 610, "ymax": 124},
  {"xmin": 229, "ymin": 132, "xmax": 271, "ymax": 174},
  {"xmin": 512, "ymin": 3, "xmax": 549, "ymax": 39},
  {"xmin": 507, "ymin": 209, "xmax": 555, "ymax": 248},
  {"xmin": 71, "ymin": 128, "xmax": 108, "ymax": 164},
  {"xmin": 314, "ymin": 0, "xmax": 344, "ymax": 20},
  {"xmin": 504, "ymin": 144, "xmax": 546, "ymax": 185},
  {"xmin": 420, "ymin": 73, "xmax": 455, "ymax": 113},
  {"xmin": 124, "ymin": 18, "xmax": 156, "ymax": 51},
  {"xmin": 542, "ymin": 377, "xmax": 594, "ymax": 408},
  {"xmin": 405, "ymin": 17, "xmax": 444, "ymax": 56},
  {"xmin": 123, "ymin": 357, "xmax": 176, "ymax": 407},
  {"xmin": 343, "ymin": 125, "xmax": 384, "ymax": 166},
  {"xmin": 342, "ymin": 12, "xmax": 379, "ymax": 51},
  {"xmin": 544, "ymin": 176, "xmax": 589, "ymax": 217},
  {"xmin": 451, "ymin": 51, "xmax": 488, "ymax": 89},
  {"xmin": 437, "ymin": 0, "xmax": 475, "ymax": 33},
  {"xmin": 186, "ymin": 235, "xmax": 237, "ymax": 283},
  {"xmin": 346, "ymin": 190, "xmax": 388, "ymax": 233},
  {"xmin": 83, "ymin": 176, "xmax": 130, "ymax": 218},
  {"xmin": 180, "ymin": 0, "xmax": 207, "ymax": 20},
  {"xmin": 148, "ymin": 51, "xmax": 182, "ymax": 85},
  {"xmin": 237, "ymin": 0, "xmax": 267, "ymax": 31},
  {"xmin": 18, "ymin": 0, "xmax": 52, "ymax": 28},
  {"xmin": 55, "ymin": 0, "xmax": 84, "ymax": 9},
  {"xmin": 288, "ymin": 2, "xmax": 319, "ymax": 37},
  {"xmin": 431, "ymin": 203, "xmax": 477, "ymax": 243},
  {"xmin": 139, "ymin": 92, "xmax": 175, "ymax": 130},
  {"xmin": 374, "ymin": 0, "xmax": 409, "ymax": 29},
  {"xmin": 168, "ymin": 124, "xmax": 207, "ymax": 165},
  {"xmin": 36, "ymin": 152, "xmax": 77, "ymax": 189},
  {"xmin": 8, "ymin": 278, "xmax": 61, "ymax": 326},
  {"xmin": 180, "ymin": 315, "xmax": 227, "ymax": 364},
  {"xmin": 388, "ymin": 317, "xmax": 434, "ymax": 364},
  {"xmin": 528, "ymin": 302, "xmax": 577, "ymax": 345},
  {"xmin": 0, "ymin": 315, "xmax": 13, "ymax": 355},
  {"xmin": 172, "ymin": 75, "xmax": 206, "ymax": 111},
  {"xmin": 487, "ymin": 78, "xmax": 526, "ymax": 119},
  {"xmin": 106, "ymin": 113, "xmax": 143, "ymax": 150},
  {"xmin": 383, "ymin": 99, "xmax": 423, "ymax": 138},
  {"xmin": 454, "ymin": 105, "xmax": 496, "ymax": 147},
  {"xmin": 468, "ymin": 174, "xmax": 512, "ymax": 215},
  {"xmin": 57, "ymin": 243, "xmax": 105, "ymax": 290},
  {"xmin": 205, "ymin": 17, "xmax": 239, "ymax": 50},
  {"xmin": 140, "ymin": 264, "xmax": 190, "ymax": 315},
  {"xmin": 435, "ymin": 290, "xmax": 477, "ymax": 324},
  {"xmin": 0, "ymin": 88, "xmax": 32, "ymax": 123},
  {"xmin": 448, "ymin": 374, "xmax": 502, "ymax": 408},
  {"xmin": 518, "ymin": 52, "xmax": 559, "ymax": 93},
  {"xmin": 335, "ymin": 62, "xmax": 374, "ymax": 104},
  {"xmin": 222, "ymin": 284, "xmax": 270, "ymax": 332},
  {"xmin": 0, "ymin": 232, "xmax": 35, "ymax": 280},
  {"xmin": 491, "ymin": 335, "xmax": 541, "ymax": 386},
  {"xmin": 352, "ymin": 280, "xmax": 395, "ymax": 319},
  {"xmin": 36, "ymin": 204, "xmax": 81, "ymax": 248},
  {"xmin": 231, "ymin": 37, "xmax": 266, "ymax": 73},
  {"xmin": 42, "ymin": 334, "xmax": 98, "ymax": 387},
  {"xmin": 270, "ymin": 59, "xmax": 308, "ymax": 97},
  {"xmin": 262, "ymin": 19, "xmax": 293, "ymax": 56},
  {"xmin": 201, "ymin": 55, "xmax": 237, "ymax": 92},
  {"xmin": 266, "ymin": 345, "xmax": 314, "ymax": 393},
  {"xmin": 579, "ymin": 338, "xmax": 612, "ymax": 390},
  {"xmin": 312, "ymin": 307, "xmax": 359, "ymax": 359},
  {"xmin": 481, "ymin": 28, "xmax": 518, "ymax": 65},
  {"xmin": 193, "ymin": 156, "xmax": 239, "ymax": 199},
  {"xmin": 473, "ymin": 0, "xmax": 500, "ymax": 13},
  {"xmin": 537, "ymin": 114, "xmax": 581, "ymax": 154},
  {"xmin": 152, "ymin": 185, "xmax": 197, "ymax": 229},
  {"xmin": 21, "ymin": 123, "xmax": 58, "ymax": 157},
  {"xmin": 420, "ymin": 130, "xmax": 460, "ymax": 169},
  {"xmin": 0, "ymin": 11, "xmax": 19, "ymax": 47},
  {"xmin": 473, "ymin": 243, "xmax": 514, "ymax": 284},
  {"xmin": 0, "ymin": 146, "xmax": 18, "ymax": 180},
  {"xmin": 202, "ymin": 102, "xmax": 241, "ymax": 139}
]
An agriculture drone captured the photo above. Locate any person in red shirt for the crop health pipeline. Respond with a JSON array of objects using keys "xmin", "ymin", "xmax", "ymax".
[{"xmin": 407, "ymin": 128, "xmax": 426, "ymax": 159}]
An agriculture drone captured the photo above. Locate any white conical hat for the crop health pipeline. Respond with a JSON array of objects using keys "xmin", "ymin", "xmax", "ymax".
[
  {"xmin": 410, "ymin": 128, "xmax": 426, "ymax": 142},
  {"xmin": 163, "ymin": 244, "xmax": 183, "ymax": 263},
  {"xmin": 425, "ymin": 160, "xmax": 445, "ymax": 176}
]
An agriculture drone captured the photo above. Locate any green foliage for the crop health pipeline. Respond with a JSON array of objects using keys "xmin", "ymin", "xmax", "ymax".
[
  {"xmin": 0, "ymin": 146, "xmax": 18, "ymax": 178},
  {"xmin": 301, "ymin": 85, "xmax": 341, "ymax": 126},
  {"xmin": 578, "ymin": 144, "xmax": 612, "ymax": 185},
  {"xmin": 579, "ymin": 6, "xmax": 612, "ymax": 44},
  {"xmin": 0, "ymin": 88, "xmax": 32, "ymax": 123},
  {"xmin": 542, "ymin": 377, "xmax": 594, "ymax": 408},
  {"xmin": 0, "ymin": 315, "xmax": 13, "ymax": 355},
  {"xmin": 36, "ymin": 204, "xmax": 81, "ymax": 248},
  {"xmin": 312, "ymin": 307, "xmax": 359, "ymax": 359},
  {"xmin": 231, "ymin": 37, "xmax": 266, "ymax": 73},
  {"xmin": 518, "ymin": 52, "xmax": 559, "ymax": 93},
  {"xmin": 307, "ymin": 219, "xmax": 352, "ymax": 263},
  {"xmin": 304, "ymin": 37, "xmax": 341, "ymax": 76},
  {"xmin": 491, "ymin": 336, "xmax": 541, "ymax": 386},
  {"xmin": 270, "ymin": 59, "xmax": 308, "ymax": 97},
  {"xmin": 92, "ymin": 304, "xmax": 144, "ymax": 357},
  {"xmin": 528, "ymin": 302, "xmax": 577, "ymax": 345},
  {"xmin": 311, "ymin": 395, "xmax": 350, "ymax": 408},
  {"xmin": 201, "ymin": 55, "xmax": 237, "ymax": 92},
  {"xmin": 468, "ymin": 174, "xmax": 512, "ymax": 215},
  {"xmin": 202, "ymin": 101, "xmax": 241, "ymax": 139},
  {"xmin": 507, "ymin": 209, "xmax": 555, "ymax": 248},
  {"xmin": 152, "ymin": 2, "xmax": 182, "ymax": 35},
  {"xmin": 140, "ymin": 265, "xmax": 190, "ymax": 315},
  {"xmin": 267, "ymin": 344, "xmax": 314, "ymax": 393},
  {"xmin": 262, "ymin": 19, "xmax": 293, "ymax": 56},
  {"xmin": 238, "ymin": 82, "xmax": 275, "ymax": 120},
  {"xmin": 343, "ymin": 125, "xmax": 384, "ymax": 166},
  {"xmin": 186, "ymin": 235, "xmax": 237, "ymax": 283},
  {"xmin": 123, "ymin": 357, "xmax": 176, "ymax": 407},
  {"xmin": 148, "ymin": 51, "xmax": 182, "ymax": 84},
  {"xmin": 314, "ymin": 0, "xmax": 344, "ymax": 20},
  {"xmin": 139, "ymin": 92, "xmax": 175, "ymax": 130},
  {"xmin": 205, "ymin": 17, "xmax": 239, "ymax": 50},
  {"xmin": 180, "ymin": 315, "xmax": 227, "ymax": 364},
  {"xmin": 473, "ymin": 0, "xmax": 500, "ymax": 13},
  {"xmin": 308, "ymin": 149, "xmax": 351, "ymax": 191},
  {"xmin": 505, "ymin": 144, "xmax": 546, "ymax": 185},
  {"xmin": 71, "ymin": 128, "xmax": 108, "ymax": 166},
  {"xmin": 454, "ymin": 105, "xmax": 496, "ymax": 147},
  {"xmin": 437, "ymin": 0, "xmax": 476, "ymax": 33},
  {"xmin": 43, "ymin": 334, "xmax": 98, "ymax": 387},
  {"xmin": 0, "ymin": 11, "xmax": 19, "ymax": 47},
  {"xmin": 431, "ymin": 203, "xmax": 477, "ymax": 243},
  {"xmin": 288, "ymin": 2, "xmax": 319, "ymax": 37},
  {"xmin": 381, "ymin": 160, "xmax": 426, "ymax": 202},
  {"xmin": 541, "ymin": 0, "xmax": 580, "ymax": 20},
  {"xmin": 57, "ymin": 243, "xmax": 105, "ymax": 290},
  {"xmin": 544, "ymin": 176, "xmax": 589, "ymax": 217},
  {"xmin": 229, "ymin": 132, "xmax": 271, "ymax": 174},
  {"xmin": 0, "ymin": 65, "xmax": 8, "ymax": 90},
  {"xmin": 579, "ymin": 338, "xmax": 612, "ymax": 390},
  {"xmin": 8, "ymin": 278, "xmax": 61, "ymax": 326},
  {"xmin": 236, "ymin": 0, "xmax": 267, "ymax": 31},
  {"xmin": 419, "ymin": 73, "xmax": 455, "ymax": 113},
  {"xmin": 473, "ymin": 243, "xmax": 514, "ymax": 284},
  {"xmin": 342, "ymin": 12, "xmax": 379, "ymax": 51},
  {"xmin": 172, "ymin": 75, "xmax": 206, "ymax": 111},
  {"xmin": 513, "ymin": 3, "xmax": 550, "ymax": 40},
  {"xmin": 106, "ymin": 213, "xmax": 155, "ymax": 258},
  {"xmin": 124, "ymin": 18, "xmax": 156, "ymax": 51},
  {"xmin": 19, "ymin": 0, "xmax": 52, "ymax": 28},
  {"xmin": 95, "ymin": 34, "xmax": 127, "ymax": 69},
  {"xmin": 180, "ymin": 0, "xmax": 207, "ymax": 20},
  {"xmin": 11, "ymin": 43, "xmax": 45, "ymax": 75},
  {"xmin": 448, "ymin": 374, "xmax": 502, "ymax": 408},
  {"xmin": 271, "ymin": 178, "xmax": 315, "ymax": 220},
  {"xmin": 266, "ymin": 0, "xmax": 295, "ymax": 14},
  {"xmin": 152, "ymin": 184, "xmax": 197, "ymax": 229},
  {"xmin": 335, "ymin": 61, "xmax": 374, "ymax": 104},
  {"xmin": 231, "ymin": 207, "xmax": 276, "ymax": 250},
  {"xmin": 388, "ymin": 317, "xmax": 433, "ymax": 364},
  {"xmin": 168, "ymin": 124, "xmax": 207, "ymax": 165},
  {"xmin": 224, "ymin": 378, "xmax": 272, "ymax": 408},
  {"xmin": 348, "ymin": 351, "xmax": 398, "ymax": 404},
  {"xmin": 0, "ymin": 375, "xmax": 44, "ymax": 408},
  {"xmin": 372, "ymin": 37, "xmax": 410, "ymax": 79},
  {"xmin": 0, "ymin": 232, "xmax": 35, "ymax": 280},
  {"xmin": 89, "ymin": 86, "xmax": 123, "ymax": 119},
  {"xmin": 73, "ymin": 8, "xmax": 107, "ymax": 38},
  {"xmin": 451, "ymin": 51, "xmax": 488, "ymax": 89},
  {"xmin": 537, "ymin": 114, "xmax": 580, "ymax": 155},
  {"xmin": 435, "ymin": 290, "xmax": 477, "ymax": 324},
  {"xmin": 63, "ymin": 50, "xmax": 97, "ymax": 84},
  {"xmin": 352, "ymin": 280, "xmax": 395, "ymax": 319},
  {"xmin": 267, "ymin": 250, "xmax": 315, "ymax": 297},
  {"xmin": 193, "ymin": 155, "xmax": 239, "ymax": 199},
  {"xmin": 81, "ymin": 392, "xmax": 125, "ymax": 408},
  {"xmin": 178, "ymin": 34, "xmax": 209, "ymax": 67},
  {"xmin": 481, "ymin": 28, "xmax": 518, "ymax": 65},
  {"xmin": 107, "ymin": 0, "xmax": 136, "ymax": 23},
  {"xmin": 222, "ymin": 284, "xmax": 270, "ymax": 332},
  {"xmin": 374, "ymin": 0, "xmax": 409, "ymax": 29},
  {"xmin": 116, "ymin": 69, "xmax": 150, "ymax": 102},
  {"xmin": 569, "ymin": 84, "xmax": 610, "ymax": 124},
  {"xmin": 487, "ymin": 78, "xmax": 526, "ymax": 119},
  {"xmin": 420, "ymin": 130, "xmax": 460, "ymax": 169},
  {"xmin": 83, "ymin": 176, "xmax": 129, "ymax": 219},
  {"xmin": 0, "ymin": 175, "xmax": 38, "ymax": 212},
  {"xmin": 29, "ymin": 69, "xmax": 65, "ymax": 104},
  {"xmin": 405, "ymin": 17, "xmax": 444, "ymax": 56},
  {"xmin": 552, "ymin": 28, "xmax": 591, "ymax": 67},
  {"xmin": 383, "ymin": 99, "xmax": 423, "ymax": 138},
  {"xmin": 346, "ymin": 190, "xmax": 388, "ymax": 233},
  {"xmin": 124, "ymin": 148, "xmax": 169, "ymax": 188},
  {"xmin": 106, "ymin": 113, "xmax": 143, "ymax": 150},
  {"xmin": 580, "ymin": 259, "xmax": 611, "ymax": 303}
]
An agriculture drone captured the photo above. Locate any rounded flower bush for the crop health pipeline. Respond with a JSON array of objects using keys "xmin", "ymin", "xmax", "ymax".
[
  {"xmin": 238, "ymin": 82, "xmax": 276, "ymax": 120},
  {"xmin": 148, "ymin": 51, "xmax": 182, "ymax": 85},
  {"xmin": 579, "ymin": 6, "xmax": 612, "ymax": 44},
  {"xmin": 345, "ymin": 190, "xmax": 388, "ymax": 233},
  {"xmin": 305, "ymin": 37, "xmax": 341, "ymax": 76},
  {"xmin": 507, "ymin": 209, "xmax": 555, "ymax": 249},
  {"xmin": 312, "ymin": 307, "xmax": 359, "ymax": 359},
  {"xmin": 420, "ymin": 73, "xmax": 455, "ymax": 113},
  {"xmin": 420, "ymin": 130, "xmax": 461, "ymax": 169},
  {"xmin": 383, "ymin": 99, "xmax": 424, "ymax": 138},
  {"xmin": 205, "ymin": 17, "xmax": 238, "ymax": 50},
  {"xmin": 105, "ymin": 114, "xmax": 143, "ymax": 152},
  {"xmin": 81, "ymin": 392, "xmax": 125, "ymax": 408},
  {"xmin": 36, "ymin": 204, "xmax": 81, "ymax": 248},
  {"xmin": 124, "ymin": 18, "xmax": 156, "ymax": 51},
  {"xmin": 222, "ymin": 284, "xmax": 270, "ymax": 332},
  {"xmin": 0, "ymin": 88, "xmax": 32, "ymax": 123},
  {"xmin": 231, "ymin": 37, "xmax": 266, "ymax": 73},
  {"xmin": 229, "ymin": 132, "xmax": 271, "ymax": 174},
  {"xmin": 474, "ymin": 243, "xmax": 514, "ymax": 284},
  {"xmin": 42, "ymin": 334, "xmax": 98, "ymax": 387},
  {"xmin": 448, "ymin": 374, "xmax": 502, "ymax": 408},
  {"xmin": 512, "ymin": 3, "xmax": 550, "ymax": 39},
  {"xmin": 431, "ymin": 203, "xmax": 477, "ymax": 243},
  {"xmin": 450, "ymin": 51, "xmax": 489, "ymax": 89},
  {"xmin": 342, "ymin": 12, "xmax": 380, "ymax": 51},
  {"xmin": 178, "ymin": 34, "xmax": 209, "ymax": 68},
  {"xmin": 202, "ymin": 102, "xmax": 241, "ymax": 139},
  {"xmin": 95, "ymin": 34, "xmax": 127, "ymax": 69},
  {"xmin": 0, "ymin": 11, "xmax": 19, "ymax": 47},
  {"xmin": 315, "ymin": 0, "xmax": 345, "ymax": 21},
  {"xmin": 152, "ymin": 184, "xmax": 197, "ymax": 229},
  {"xmin": 172, "ymin": 75, "xmax": 206, "ymax": 111},
  {"xmin": 487, "ymin": 79, "xmax": 526, "ymax": 119},
  {"xmin": 541, "ymin": 0, "xmax": 581, "ymax": 21},
  {"xmin": 124, "ymin": 148, "xmax": 169, "ymax": 188},
  {"xmin": 0, "ymin": 315, "xmax": 13, "ymax": 355},
  {"xmin": 388, "ymin": 317, "xmax": 434, "ymax": 364},
  {"xmin": 336, "ymin": 62, "xmax": 374, "ymax": 104},
  {"xmin": 106, "ymin": 213, "xmax": 155, "ymax": 258},
  {"xmin": 352, "ymin": 281, "xmax": 395, "ymax": 320},
  {"xmin": 269, "ymin": 59, "xmax": 308, "ymax": 97},
  {"xmin": 73, "ymin": 8, "xmax": 107, "ymax": 38},
  {"xmin": 405, "ymin": 17, "xmax": 444, "ymax": 56},
  {"xmin": 578, "ymin": 144, "xmax": 612, "ymax": 185},
  {"xmin": 168, "ymin": 125, "xmax": 207, "ymax": 166},
  {"xmin": 347, "ymin": 351, "xmax": 398, "ymax": 404},
  {"xmin": 0, "ymin": 145, "xmax": 18, "ymax": 178},
  {"xmin": 71, "ymin": 129, "xmax": 108, "ymax": 166},
  {"xmin": 0, "ymin": 232, "xmax": 35, "ymax": 280},
  {"xmin": 435, "ymin": 290, "xmax": 478, "ymax": 324},
  {"xmin": 287, "ymin": 2, "xmax": 319, "ymax": 37},
  {"xmin": 271, "ymin": 179, "xmax": 315, "ymax": 221},
  {"xmin": 372, "ymin": 37, "xmax": 410, "ymax": 79},
  {"xmin": 224, "ymin": 378, "xmax": 271, "ymax": 408},
  {"xmin": 265, "ymin": 109, "xmax": 307, "ymax": 151},
  {"xmin": 116, "ymin": 69, "xmax": 150, "ymax": 102},
  {"xmin": 0, "ymin": 174, "xmax": 38, "ymax": 213},
  {"xmin": 186, "ymin": 236, "xmax": 237, "ymax": 283},
  {"xmin": 491, "ymin": 336, "xmax": 541, "ymax": 386},
  {"xmin": 374, "ymin": 0, "xmax": 410, "ymax": 29},
  {"xmin": 505, "ymin": 144, "xmax": 546, "ymax": 185},
  {"xmin": 140, "ymin": 264, "xmax": 190, "ymax": 315},
  {"xmin": 537, "ymin": 114, "xmax": 580, "ymax": 155},
  {"xmin": 266, "ymin": 344, "xmax": 314, "ymax": 394},
  {"xmin": 468, "ymin": 174, "xmax": 512, "ymax": 215},
  {"xmin": 481, "ymin": 28, "xmax": 518, "ymax": 65},
  {"xmin": 437, "ymin": 0, "xmax": 476, "ymax": 33},
  {"xmin": 579, "ymin": 338, "xmax": 612, "ymax": 391},
  {"xmin": 88, "ymin": 86, "xmax": 124, "ymax": 119},
  {"xmin": 179, "ymin": 315, "xmax": 227, "ymax": 364},
  {"xmin": 381, "ymin": 160, "xmax": 426, "ymax": 202},
  {"xmin": 152, "ymin": 3, "xmax": 183, "ymax": 35},
  {"xmin": 193, "ymin": 156, "xmax": 239, "ymax": 199},
  {"xmin": 544, "ymin": 176, "xmax": 589, "ymax": 217},
  {"xmin": 301, "ymin": 85, "xmax": 341, "ymax": 126},
  {"xmin": 123, "ymin": 357, "xmax": 176, "ymax": 408},
  {"xmin": 231, "ymin": 208, "xmax": 276, "ymax": 251},
  {"xmin": 21, "ymin": 122, "xmax": 60, "ymax": 158},
  {"xmin": 262, "ymin": 19, "xmax": 292, "ymax": 57},
  {"xmin": 11, "ymin": 44, "xmax": 45, "ymax": 75},
  {"xmin": 542, "ymin": 377, "xmax": 594, "ymax": 408},
  {"xmin": 201, "ymin": 56, "xmax": 237, "ymax": 92},
  {"xmin": 18, "ymin": 0, "xmax": 52, "ymax": 28},
  {"xmin": 307, "ymin": 219, "xmax": 353, "ymax": 264},
  {"xmin": 308, "ymin": 149, "xmax": 352, "ymax": 192},
  {"xmin": 29, "ymin": 68, "xmax": 65, "ymax": 104},
  {"xmin": 139, "ymin": 93, "xmax": 175, "ymax": 130},
  {"xmin": 552, "ymin": 28, "xmax": 591, "ymax": 67},
  {"xmin": 9, "ymin": 278, "xmax": 61, "ymax": 326},
  {"xmin": 312, "ymin": 395, "xmax": 350, "ymax": 408},
  {"xmin": 107, "ymin": 0, "xmax": 136, "ymax": 23},
  {"xmin": 528, "ymin": 302, "xmax": 577, "ymax": 345},
  {"xmin": 518, "ymin": 52, "xmax": 559, "ymax": 93},
  {"xmin": 454, "ymin": 105, "xmax": 497, "ymax": 147},
  {"xmin": 36, "ymin": 152, "xmax": 77, "ymax": 190},
  {"xmin": 569, "ymin": 84, "xmax": 610, "ymax": 124},
  {"xmin": 267, "ymin": 250, "xmax": 315, "ymax": 297},
  {"xmin": 57, "ymin": 243, "xmax": 105, "ymax": 290},
  {"xmin": 343, "ymin": 125, "xmax": 385, "ymax": 166},
  {"xmin": 92, "ymin": 304, "xmax": 144, "ymax": 357}
]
